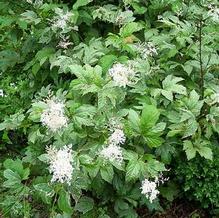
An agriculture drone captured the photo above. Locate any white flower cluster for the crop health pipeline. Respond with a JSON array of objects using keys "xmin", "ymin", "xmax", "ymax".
[
  {"xmin": 109, "ymin": 129, "xmax": 126, "ymax": 145},
  {"xmin": 208, "ymin": 5, "xmax": 219, "ymax": 22},
  {"xmin": 109, "ymin": 63, "xmax": 136, "ymax": 88},
  {"xmin": 100, "ymin": 143, "xmax": 123, "ymax": 163},
  {"xmin": 40, "ymin": 97, "xmax": 68, "ymax": 132},
  {"xmin": 52, "ymin": 9, "xmax": 72, "ymax": 31},
  {"xmin": 141, "ymin": 178, "xmax": 159, "ymax": 203},
  {"xmin": 47, "ymin": 145, "xmax": 73, "ymax": 184},
  {"xmin": 26, "ymin": 0, "xmax": 43, "ymax": 7},
  {"xmin": 141, "ymin": 174, "xmax": 168, "ymax": 203},
  {"xmin": 100, "ymin": 128, "xmax": 126, "ymax": 164},
  {"xmin": 57, "ymin": 36, "xmax": 73, "ymax": 49},
  {"xmin": 134, "ymin": 42, "xmax": 158, "ymax": 59},
  {"xmin": 0, "ymin": 89, "xmax": 4, "ymax": 97}
]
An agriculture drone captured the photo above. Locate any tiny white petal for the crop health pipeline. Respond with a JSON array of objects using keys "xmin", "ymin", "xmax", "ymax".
[
  {"xmin": 100, "ymin": 144, "xmax": 123, "ymax": 164},
  {"xmin": 208, "ymin": 5, "xmax": 219, "ymax": 22},
  {"xmin": 40, "ymin": 97, "xmax": 68, "ymax": 132},
  {"xmin": 47, "ymin": 145, "xmax": 73, "ymax": 184},
  {"xmin": 141, "ymin": 178, "xmax": 159, "ymax": 203},
  {"xmin": 109, "ymin": 63, "xmax": 136, "ymax": 87},
  {"xmin": 134, "ymin": 42, "xmax": 158, "ymax": 59},
  {"xmin": 0, "ymin": 89, "xmax": 4, "ymax": 97},
  {"xmin": 52, "ymin": 10, "xmax": 72, "ymax": 31},
  {"xmin": 109, "ymin": 129, "xmax": 126, "ymax": 146}
]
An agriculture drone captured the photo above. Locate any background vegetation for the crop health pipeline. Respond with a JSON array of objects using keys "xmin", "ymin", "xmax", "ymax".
[{"xmin": 0, "ymin": 0, "xmax": 219, "ymax": 217}]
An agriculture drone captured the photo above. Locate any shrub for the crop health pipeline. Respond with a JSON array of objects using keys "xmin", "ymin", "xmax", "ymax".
[
  {"xmin": 175, "ymin": 146, "xmax": 219, "ymax": 209},
  {"xmin": 0, "ymin": 0, "xmax": 219, "ymax": 217}
]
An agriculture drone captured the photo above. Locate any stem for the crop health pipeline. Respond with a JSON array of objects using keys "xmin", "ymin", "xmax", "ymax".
[{"xmin": 199, "ymin": 19, "xmax": 204, "ymax": 99}]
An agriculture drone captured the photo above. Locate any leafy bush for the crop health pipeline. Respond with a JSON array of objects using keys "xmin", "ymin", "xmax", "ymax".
[
  {"xmin": 0, "ymin": 0, "xmax": 219, "ymax": 217},
  {"xmin": 175, "ymin": 145, "xmax": 219, "ymax": 209}
]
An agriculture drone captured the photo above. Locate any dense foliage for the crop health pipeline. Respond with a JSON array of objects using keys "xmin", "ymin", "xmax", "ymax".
[
  {"xmin": 0, "ymin": 0, "xmax": 219, "ymax": 217},
  {"xmin": 175, "ymin": 146, "xmax": 219, "ymax": 209}
]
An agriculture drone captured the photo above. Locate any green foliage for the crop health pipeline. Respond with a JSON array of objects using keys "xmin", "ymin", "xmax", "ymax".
[
  {"xmin": 0, "ymin": 0, "xmax": 219, "ymax": 217},
  {"xmin": 175, "ymin": 146, "xmax": 219, "ymax": 208}
]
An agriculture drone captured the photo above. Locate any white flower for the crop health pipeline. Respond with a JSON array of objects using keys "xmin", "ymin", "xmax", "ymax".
[
  {"xmin": 0, "ymin": 89, "xmax": 4, "ymax": 97},
  {"xmin": 40, "ymin": 97, "xmax": 68, "ymax": 132},
  {"xmin": 47, "ymin": 145, "xmax": 73, "ymax": 184},
  {"xmin": 141, "ymin": 174, "xmax": 168, "ymax": 203},
  {"xmin": 109, "ymin": 63, "xmax": 136, "ymax": 87},
  {"xmin": 134, "ymin": 42, "xmax": 158, "ymax": 59},
  {"xmin": 34, "ymin": 0, "xmax": 43, "ymax": 7},
  {"xmin": 26, "ymin": 0, "xmax": 43, "ymax": 7},
  {"xmin": 100, "ymin": 144, "xmax": 123, "ymax": 164},
  {"xmin": 208, "ymin": 5, "xmax": 219, "ymax": 22},
  {"xmin": 109, "ymin": 129, "xmax": 126, "ymax": 145},
  {"xmin": 57, "ymin": 37, "xmax": 73, "ymax": 49},
  {"xmin": 141, "ymin": 178, "xmax": 160, "ymax": 203},
  {"xmin": 52, "ymin": 9, "xmax": 72, "ymax": 31}
]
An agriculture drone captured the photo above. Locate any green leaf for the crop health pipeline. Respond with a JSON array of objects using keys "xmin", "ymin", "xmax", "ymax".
[
  {"xmin": 184, "ymin": 90, "xmax": 203, "ymax": 116},
  {"xmin": 32, "ymin": 62, "xmax": 41, "ymax": 76},
  {"xmin": 144, "ymin": 158, "xmax": 166, "ymax": 177},
  {"xmin": 35, "ymin": 47, "xmax": 55, "ymax": 66},
  {"xmin": 0, "ymin": 112, "xmax": 25, "ymax": 131},
  {"xmin": 0, "ymin": 50, "xmax": 20, "ymax": 72},
  {"xmin": 161, "ymin": 75, "xmax": 186, "ymax": 101},
  {"xmin": 100, "ymin": 164, "xmax": 114, "ymax": 183},
  {"xmin": 126, "ymin": 159, "xmax": 142, "ymax": 182},
  {"xmin": 75, "ymin": 196, "xmax": 94, "ymax": 214},
  {"xmin": 34, "ymin": 183, "xmax": 55, "ymax": 204},
  {"xmin": 156, "ymin": 144, "xmax": 175, "ymax": 163},
  {"xmin": 98, "ymin": 54, "xmax": 117, "ymax": 73},
  {"xmin": 140, "ymin": 105, "xmax": 160, "ymax": 131},
  {"xmin": 58, "ymin": 190, "xmax": 73, "ymax": 214},
  {"xmin": 144, "ymin": 132, "xmax": 164, "ymax": 148},
  {"xmin": 183, "ymin": 140, "xmax": 196, "ymax": 160},
  {"xmin": 34, "ymin": 183, "xmax": 55, "ymax": 198},
  {"xmin": 160, "ymin": 182, "xmax": 179, "ymax": 201},
  {"xmin": 3, "ymin": 169, "xmax": 21, "ymax": 188},
  {"xmin": 73, "ymin": 0, "xmax": 93, "ymax": 10},
  {"xmin": 3, "ymin": 158, "xmax": 29, "ymax": 179},
  {"xmin": 120, "ymin": 22, "xmax": 144, "ymax": 37},
  {"xmin": 128, "ymin": 109, "xmax": 140, "ymax": 133},
  {"xmin": 198, "ymin": 146, "xmax": 213, "ymax": 161}
]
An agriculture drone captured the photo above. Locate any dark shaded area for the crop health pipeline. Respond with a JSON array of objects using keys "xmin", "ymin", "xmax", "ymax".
[{"xmin": 138, "ymin": 199, "xmax": 208, "ymax": 218}]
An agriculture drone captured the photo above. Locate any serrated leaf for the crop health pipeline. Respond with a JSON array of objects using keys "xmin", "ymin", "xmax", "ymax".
[
  {"xmin": 160, "ymin": 182, "xmax": 179, "ymax": 201},
  {"xmin": 140, "ymin": 104, "xmax": 160, "ymax": 131},
  {"xmin": 156, "ymin": 144, "xmax": 175, "ymax": 163},
  {"xmin": 3, "ymin": 169, "xmax": 21, "ymax": 188},
  {"xmin": 126, "ymin": 159, "xmax": 141, "ymax": 182},
  {"xmin": 161, "ymin": 75, "xmax": 186, "ymax": 101},
  {"xmin": 0, "ymin": 50, "xmax": 20, "ymax": 72},
  {"xmin": 98, "ymin": 54, "xmax": 117, "ymax": 73},
  {"xmin": 75, "ymin": 196, "xmax": 94, "ymax": 214},
  {"xmin": 128, "ymin": 109, "xmax": 140, "ymax": 133},
  {"xmin": 58, "ymin": 190, "xmax": 73, "ymax": 214},
  {"xmin": 183, "ymin": 140, "xmax": 196, "ymax": 160},
  {"xmin": 34, "ymin": 183, "xmax": 55, "ymax": 198},
  {"xmin": 198, "ymin": 146, "xmax": 213, "ymax": 160},
  {"xmin": 34, "ymin": 183, "xmax": 55, "ymax": 204},
  {"xmin": 144, "ymin": 132, "xmax": 164, "ymax": 147},
  {"xmin": 100, "ymin": 164, "xmax": 114, "ymax": 183},
  {"xmin": 120, "ymin": 22, "xmax": 144, "ymax": 37},
  {"xmin": 73, "ymin": 0, "xmax": 93, "ymax": 10}
]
